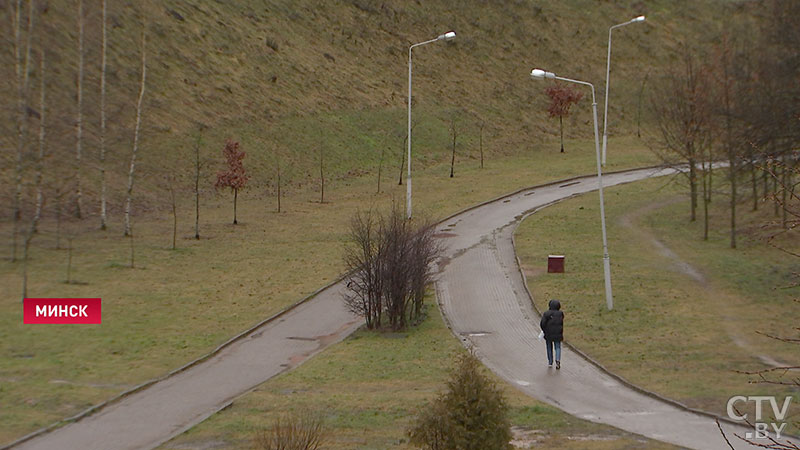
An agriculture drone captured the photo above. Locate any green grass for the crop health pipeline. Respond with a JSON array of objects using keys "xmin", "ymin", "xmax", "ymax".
[
  {"xmin": 0, "ymin": 140, "xmax": 658, "ymax": 444},
  {"xmin": 0, "ymin": 0, "xmax": 747, "ymax": 443},
  {"xmin": 159, "ymin": 300, "xmax": 676, "ymax": 449},
  {"xmin": 0, "ymin": 0, "xmax": 732, "ymax": 201},
  {"xmin": 514, "ymin": 174, "xmax": 799, "ymax": 427}
]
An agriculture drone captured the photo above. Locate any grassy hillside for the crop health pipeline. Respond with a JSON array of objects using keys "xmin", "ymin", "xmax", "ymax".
[
  {"xmin": 1, "ymin": 0, "xmax": 730, "ymax": 214},
  {"xmin": 0, "ymin": 0, "xmax": 739, "ymax": 445}
]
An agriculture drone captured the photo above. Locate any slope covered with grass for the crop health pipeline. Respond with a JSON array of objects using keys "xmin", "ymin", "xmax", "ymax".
[
  {"xmin": 0, "ymin": 0, "xmax": 735, "ymax": 444},
  {"xmin": 1, "ymin": 0, "xmax": 729, "ymax": 210}
]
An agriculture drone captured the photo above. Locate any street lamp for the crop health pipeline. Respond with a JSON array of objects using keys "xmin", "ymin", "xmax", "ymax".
[
  {"xmin": 601, "ymin": 15, "xmax": 645, "ymax": 166},
  {"xmin": 531, "ymin": 68, "xmax": 614, "ymax": 310},
  {"xmin": 406, "ymin": 31, "xmax": 456, "ymax": 219}
]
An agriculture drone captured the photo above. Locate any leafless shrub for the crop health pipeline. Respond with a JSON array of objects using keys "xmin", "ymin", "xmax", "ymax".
[
  {"xmin": 343, "ymin": 204, "xmax": 441, "ymax": 331},
  {"xmin": 253, "ymin": 411, "xmax": 326, "ymax": 450}
]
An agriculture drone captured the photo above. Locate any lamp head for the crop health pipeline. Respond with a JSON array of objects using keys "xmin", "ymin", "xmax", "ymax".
[
  {"xmin": 530, "ymin": 69, "xmax": 555, "ymax": 80},
  {"xmin": 632, "ymin": 15, "xmax": 645, "ymax": 22},
  {"xmin": 438, "ymin": 31, "xmax": 456, "ymax": 41}
]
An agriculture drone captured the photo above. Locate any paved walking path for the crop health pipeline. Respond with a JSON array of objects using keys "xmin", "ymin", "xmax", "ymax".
[
  {"xmin": 12, "ymin": 166, "xmax": 751, "ymax": 450},
  {"xmin": 12, "ymin": 288, "xmax": 363, "ymax": 450},
  {"xmin": 435, "ymin": 166, "xmax": 751, "ymax": 449}
]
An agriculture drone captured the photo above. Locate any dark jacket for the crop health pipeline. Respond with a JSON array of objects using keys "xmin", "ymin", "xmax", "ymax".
[{"xmin": 540, "ymin": 299, "xmax": 564, "ymax": 341}]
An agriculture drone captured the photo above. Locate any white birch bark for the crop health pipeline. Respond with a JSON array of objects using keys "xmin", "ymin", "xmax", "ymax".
[
  {"xmin": 12, "ymin": 0, "xmax": 34, "ymax": 262},
  {"xmin": 75, "ymin": 0, "xmax": 84, "ymax": 218},
  {"xmin": 33, "ymin": 50, "xmax": 45, "ymax": 231},
  {"xmin": 124, "ymin": 27, "xmax": 147, "ymax": 237},
  {"xmin": 99, "ymin": 0, "xmax": 108, "ymax": 229}
]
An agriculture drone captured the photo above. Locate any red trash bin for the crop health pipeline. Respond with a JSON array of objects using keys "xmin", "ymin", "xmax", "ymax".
[{"xmin": 547, "ymin": 255, "xmax": 565, "ymax": 273}]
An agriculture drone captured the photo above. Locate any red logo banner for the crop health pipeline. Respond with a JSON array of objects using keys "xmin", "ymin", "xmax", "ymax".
[{"xmin": 23, "ymin": 298, "xmax": 102, "ymax": 324}]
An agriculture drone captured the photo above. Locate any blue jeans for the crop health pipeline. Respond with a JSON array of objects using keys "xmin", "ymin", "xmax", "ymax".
[{"xmin": 545, "ymin": 339, "xmax": 561, "ymax": 365}]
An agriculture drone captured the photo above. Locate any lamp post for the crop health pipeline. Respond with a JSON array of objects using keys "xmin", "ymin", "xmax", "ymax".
[
  {"xmin": 531, "ymin": 68, "xmax": 614, "ymax": 310},
  {"xmin": 601, "ymin": 15, "xmax": 645, "ymax": 166},
  {"xmin": 406, "ymin": 31, "xmax": 456, "ymax": 220}
]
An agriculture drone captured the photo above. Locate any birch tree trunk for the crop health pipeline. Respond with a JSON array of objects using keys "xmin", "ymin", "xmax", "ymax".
[
  {"xmin": 194, "ymin": 134, "xmax": 201, "ymax": 239},
  {"xmin": 24, "ymin": 43, "xmax": 45, "ymax": 300},
  {"xmin": 12, "ymin": 0, "xmax": 33, "ymax": 262},
  {"xmin": 75, "ymin": 0, "xmax": 84, "ymax": 219},
  {"xmin": 12, "ymin": 0, "xmax": 23, "ymax": 262},
  {"xmin": 124, "ymin": 26, "xmax": 147, "ymax": 237},
  {"xmin": 33, "ymin": 50, "xmax": 45, "ymax": 232},
  {"xmin": 99, "ymin": 0, "xmax": 108, "ymax": 229}
]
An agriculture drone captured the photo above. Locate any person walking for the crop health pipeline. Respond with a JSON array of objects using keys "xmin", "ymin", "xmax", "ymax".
[{"xmin": 540, "ymin": 299, "xmax": 564, "ymax": 369}]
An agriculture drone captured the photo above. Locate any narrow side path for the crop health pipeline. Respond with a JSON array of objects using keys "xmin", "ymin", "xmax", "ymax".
[{"xmin": 618, "ymin": 200, "xmax": 785, "ymax": 368}]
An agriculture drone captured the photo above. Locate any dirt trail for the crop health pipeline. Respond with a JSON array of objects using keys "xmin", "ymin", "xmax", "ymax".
[{"xmin": 618, "ymin": 198, "xmax": 784, "ymax": 368}]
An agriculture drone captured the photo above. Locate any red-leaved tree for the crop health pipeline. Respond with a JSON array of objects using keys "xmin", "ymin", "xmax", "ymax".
[
  {"xmin": 545, "ymin": 83, "xmax": 584, "ymax": 153},
  {"xmin": 215, "ymin": 139, "xmax": 250, "ymax": 224}
]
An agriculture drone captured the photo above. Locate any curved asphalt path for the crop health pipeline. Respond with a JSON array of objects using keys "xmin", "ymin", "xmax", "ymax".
[
  {"xmin": 10, "ymin": 166, "xmax": 750, "ymax": 450},
  {"xmin": 434, "ymin": 166, "xmax": 751, "ymax": 449}
]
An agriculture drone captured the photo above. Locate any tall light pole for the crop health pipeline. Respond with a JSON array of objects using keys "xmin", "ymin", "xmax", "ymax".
[
  {"xmin": 531, "ymin": 68, "xmax": 614, "ymax": 310},
  {"xmin": 601, "ymin": 15, "xmax": 645, "ymax": 166},
  {"xmin": 407, "ymin": 31, "xmax": 456, "ymax": 220}
]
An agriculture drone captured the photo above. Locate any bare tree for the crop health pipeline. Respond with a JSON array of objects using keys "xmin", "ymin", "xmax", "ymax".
[
  {"xmin": 762, "ymin": 157, "xmax": 799, "ymax": 257},
  {"xmin": 650, "ymin": 45, "xmax": 707, "ymax": 223},
  {"xmin": 449, "ymin": 115, "xmax": 457, "ymax": 178},
  {"xmin": 636, "ymin": 70, "xmax": 650, "ymax": 139},
  {"xmin": 74, "ymin": 0, "xmax": 84, "ymax": 219},
  {"xmin": 319, "ymin": 145, "xmax": 325, "ymax": 203},
  {"xmin": 408, "ymin": 219, "xmax": 440, "ymax": 323},
  {"xmin": 66, "ymin": 236, "xmax": 74, "ymax": 283},
  {"xmin": 54, "ymin": 184, "xmax": 65, "ymax": 249},
  {"xmin": 709, "ymin": 29, "xmax": 757, "ymax": 249},
  {"xmin": 479, "ymin": 120, "xmax": 485, "ymax": 169},
  {"xmin": 12, "ymin": 0, "xmax": 34, "ymax": 261},
  {"xmin": 193, "ymin": 132, "xmax": 203, "ymax": 239},
  {"xmin": 342, "ymin": 210, "xmax": 384, "ymax": 329},
  {"xmin": 275, "ymin": 158, "xmax": 282, "ymax": 212},
  {"xmin": 23, "ymin": 49, "xmax": 45, "ymax": 298},
  {"xmin": 124, "ymin": 23, "xmax": 147, "ymax": 237},
  {"xmin": 33, "ymin": 47, "xmax": 45, "ymax": 231},
  {"xmin": 168, "ymin": 176, "xmax": 177, "ymax": 250},
  {"xmin": 343, "ymin": 205, "xmax": 441, "ymax": 331},
  {"xmin": 99, "ymin": 0, "xmax": 108, "ymax": 230}
]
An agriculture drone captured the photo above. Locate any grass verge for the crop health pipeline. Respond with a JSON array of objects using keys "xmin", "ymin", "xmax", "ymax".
[
  {"xmin": 159, "ymin": 300, "xmax": 676, "ymax": 449},
  {"xmin": 514, "ymin": 174, "xmax": 799, "ymax": 429},
  {"xmin": 0, "ymin": 139, "xmax": 658, "ymax": 444}
]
